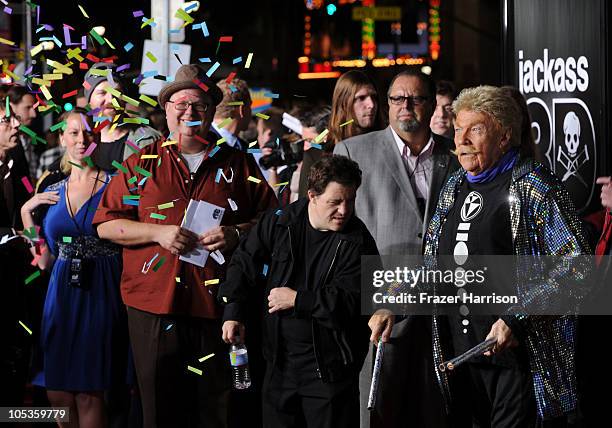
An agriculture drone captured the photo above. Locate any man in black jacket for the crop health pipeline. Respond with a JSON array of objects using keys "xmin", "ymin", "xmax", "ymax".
[{"xmin": 219, "ymin": 155, "xmax": 378, "ymax": 428}]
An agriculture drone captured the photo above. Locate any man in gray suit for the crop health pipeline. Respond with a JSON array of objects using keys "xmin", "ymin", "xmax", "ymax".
[{"xmin": 334, "ymin": 69, "xmax": 459, "ymax": 427}]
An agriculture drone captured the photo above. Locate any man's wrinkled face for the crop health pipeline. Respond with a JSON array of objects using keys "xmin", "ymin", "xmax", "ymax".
[
  {"xmin": 165, "ymin": 88, "xmax": 214, "ymax": 141},
  {"xmin": 0, "ymin": 112, "xmax": 20, "ymax": 145},
  {"xmin": 308, "ymin": 181, "xmax": 356, "ymax": 232},
  {"xmin": 430, "ymin": 94, "xmax": 454, "ymax": 138},
  {"xmin": 353, "ymin": 85, "xmax": 378, "ymax": 129},
  {"xmin": 454, "ymin": 110, "xmax": 509, "ymax": 175},
  {"xmin": 388, "ymin": 75, "xmax": 433, "ymax": 135},
  {"xmin": 11, "ymin": 94, "xmax": 37, "ymax": 127}
]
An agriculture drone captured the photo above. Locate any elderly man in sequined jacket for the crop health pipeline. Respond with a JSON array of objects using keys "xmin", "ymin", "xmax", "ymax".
[{"xmin": 417, "ymin": 85, "xmax": 591, "ymax": 427}]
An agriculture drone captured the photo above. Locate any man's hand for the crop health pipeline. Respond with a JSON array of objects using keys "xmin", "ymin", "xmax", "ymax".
[
  {"xmin": 596, "ymin": 177, "xmax": 612, "ymax": 211},
  {"xmin": 368, "ymin": 309, "xmax": 395, "ymax": 345},
  {"xmin": 268, "ymin": 287, "xmax": 297, "ymax": 313},
  {"xmin": 199, "ymin": 225, "xmax": 239, "ymax": 254},
  {"xmin": 222, "ymin": 320, "xmax": 245, "ymax": 344},
  {"xmin": 484, "ymin": 318, "xmax": 518, "ymax": 356},
  {"xmin": 154, "ymin": 225, "xmax": 199, "ymax": 256}
]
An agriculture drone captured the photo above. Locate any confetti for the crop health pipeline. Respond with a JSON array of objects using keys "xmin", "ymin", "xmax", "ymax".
[
  {"xmin": 89, "ymin": 28, "xmax": 105, "ymax": 45},
  {"xmin": 187, "ymin": 366, "xmax": 202, "ymax": 376},
  {"xmin": 124, "ymin": 42, "xmax": 134, "ymax": 52},
  {"xmin": 139, "ymin": 94, "xmax": 158, "ymax": 107},
  {"xmin": 133, "ymin": 10, "xmax": 144, "ymax": 17},
  {"xmin": 21, "ymin": 176, "xmax": 34, "ymax": 193},
  {"xmin": 145, "ymin": 51, "xmax": 157, "ymax": 63},
  {"xmin": 314, "ymin": 129, "xmax": 329, "ymax": 143},
  {"xmin": 0, "ymin": 36, "xmax": 15, "ymax": 46},
  {"xmin": 185, "ymin": 120, "xmax": 202, "ymax": 127},
  {"xmin": 198, "ymin": 353, "xmax": 215, "ymax": 363},
  {"xmin": 245, "ymin": 53, "xmax": 254, "ymax": 68},
  {"xmin": 228, "ymin": 198, "xmax": 238, "ymax": 211},
  {"xmin": 273, "ymin": 181, "xmax": 289, "ymax": 187},
  {"xmin": 24, "ymin": 270, "xmax": 41, "ymax": 285},
  {"xmin": 150, "ymin": 213, "xmax": 167, "ymax": 220},
  {"xmin": 140, "ymin": 154, "xmax": 158, "ymax": 160},
  {"xmin": 255, "ymin": 113, "xmax": 269, "ymax": 120},
  {"xmin": 206, "ymin": 62, "xmax": 220, "ymax": 78},
  {"xmin": 152, "ymin": 256, "xmax": 166, "ymax": 272},
  {"xmin": 134, "ymin": 165, "xmax": 152, "ymax": 177},
  {"xmin": 216, "ymin": 117, "xmax": 232, "ymax": 129},
  {"xmin": 19, "ymin": 321, "xmax": 32, "ymax": 335},
  {"xmin": 112, "ymin": 160, "xmax": 128, "ymax": 173},
  {"xmin": 204, "ymin": 279, "xmax": 219, "ymax": 286},
  {"xmin": 164, "ymin": 323, "xmax": 174, "ymax": 331},
  {"xmin": 247, "ymin": 176, "xmax": 261, "ymax": 184},
  {"xmin": 62, "ymin": 236, "xmax": 73, "ymax": 243},
  {"xmin": 232, "ymin": 57, "xmax": 242, "ymax": 64},
  {"xmin": 158, "ymin": 201, "xmax": 175, "ymax": 210},
  {"xmin": 77, "ymin": 4, "xmax": 89, "ymax": 18},
  {"xmin": 340, "ymin": 119, "xmax": 354, "ymax": 127},
  {"xmin": 262, "ymin": 264, "xmax": 269, "ymax": 276}
]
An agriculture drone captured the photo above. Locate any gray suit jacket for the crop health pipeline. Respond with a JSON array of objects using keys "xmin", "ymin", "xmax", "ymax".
[
  {"xmin": 334, "ymin": 126, "xmax": 459, "ymax": 428},
  {"xmin": 334, "ymin": 126, "xmax": 458, "ymax": 255}
]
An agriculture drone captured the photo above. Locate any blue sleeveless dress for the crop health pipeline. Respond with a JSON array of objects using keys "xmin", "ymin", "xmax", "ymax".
[{"xmin": 34, "ymin": 177, "xmax": 125, "ymax": 391}]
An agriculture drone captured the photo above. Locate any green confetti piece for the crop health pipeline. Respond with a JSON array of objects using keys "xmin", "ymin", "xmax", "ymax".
[
  {"xmin": 5, "ymin": 96, "xmax": 9, "ymax": 117},
  {"xmin": 152, "ymin": 256, "xmax": 166, "ymax": 272},
  {"xmin": 84, "ymin": 156, "xmax": 94, "ymax": 167},
  {"xmin": 314, "ymin": 128, "xmax": 329, "ymax": 144},
  {"xmin": 19, "ymin": 321, "xmax": 33, "ymax": 335},
  {"xmin": 187, "ymin": 365, "xmax": 202, "ymax": 375},
  {"xmin": 89, "ymin": 28, "xmax": 106, "ymax": 45},
  {"xmin": 23, "ymin": 226, "xmax": 37, "ymax": 240},
  {"xmin": 68, "ymin": 161, "xmax": 84, "ymax": 169},
  {"xmin": 18, "ymin": 124, "xmax": 37, "ymax": 138},
  {"xmin": 50, "ymin": 120, "xmax": 67, "ymax": 132},
  {"xmin": 216, "ymin": 117, "xmax": 232, "ymax": 129},
  {"xmin": 62, "ymin": 236, "xmax": 72, "ymax": 243},
  {"xmin": 198, "ymin": 353, "xmax": 215, "ymax": 363},
  {"xmin": 134, "ymin": 165, "xmax": 152, "ymax": 177},
  {"xmin": 127, "ymin": 176, "xmax": 138, "ymax": 184},
  {"xmin": 121, "ymin": 94, "xmax": 140, "ymax": 107},
  {"xmin": 139, "ymin": 94, "xmax": 158, "ymax": 107},
  {"xmin": 145, "ymin": 51, "xmax": 157, "ymax": 63},
  {"xmin": 24, "ymin": 270, "xmax": 41, "ymax": 285},
  {"xmin": 175, "ymin": 8, "xmax": 195, "ymax": 24},
  {"xmin": 158, "ymin": 202, "xmax": 174, "ymax": 210},
  {"xmin": 150, "ymin": 213, "xmax": 167, "ymax": 220},
  {"xmin": 216, "ymin": 137, "xmax": 227, "ymax": 145},
  {"xmin": 112, "ymin": 160, "xmax": 128, "ymax": 173},
  {"xmin": 123, "ymin": 195, "xmax": 140, "ymax": 200}
]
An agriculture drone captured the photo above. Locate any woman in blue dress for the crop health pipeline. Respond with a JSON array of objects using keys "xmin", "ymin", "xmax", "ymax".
[{"xmin": 21, "ymin": 108, "xmax": 123, "ymax": 428}]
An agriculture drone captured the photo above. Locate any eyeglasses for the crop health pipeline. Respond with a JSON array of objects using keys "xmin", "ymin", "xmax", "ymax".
[
  {"xmin": 0, "ymin": 116, "xmax": 15, "ymax": 126},
  {"xmin": 388, "ymin": 95, "xmax": 429, "ymax": 106},
  {"xmin": 167, "ymin": 100, "xmax": 209, "ymax": 113}
]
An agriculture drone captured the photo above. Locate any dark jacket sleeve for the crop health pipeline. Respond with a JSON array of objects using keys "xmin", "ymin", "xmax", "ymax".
[
  {"xmin": 219, "ymin": 209, "xmax": 275, "ymax": 323},
  {"xmin": 294, "ymin": 226, "xmax": 379, "ymax": 330}
]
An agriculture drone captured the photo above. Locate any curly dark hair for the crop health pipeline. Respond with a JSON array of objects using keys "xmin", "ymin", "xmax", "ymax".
[{"xmin": 307, "ymin": 155, "xmax": 362, "ymax": 195}]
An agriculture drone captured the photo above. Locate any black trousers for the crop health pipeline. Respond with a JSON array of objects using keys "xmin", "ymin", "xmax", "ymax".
[
  {"xmin": 262, "ymin": 356, "xmax": 359, "ymax": 428},
  {"xmin": 450, "ymin": 362, "xmax": 536, "ymax": 428},
  {"xmin": 126, "ymin": 307, "xmax": 231, "ymax": 428}
]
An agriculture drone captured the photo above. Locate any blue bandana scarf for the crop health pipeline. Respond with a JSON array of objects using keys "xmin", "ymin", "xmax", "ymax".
[{"xmin": 466, "ymin": 148, "xmax": 519, "ymax": 184}]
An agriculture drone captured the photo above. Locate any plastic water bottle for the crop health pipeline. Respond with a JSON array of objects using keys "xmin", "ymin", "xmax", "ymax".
[{"xmin": 229, "ymin": 337, "xmax": 251, "ymax": 390}]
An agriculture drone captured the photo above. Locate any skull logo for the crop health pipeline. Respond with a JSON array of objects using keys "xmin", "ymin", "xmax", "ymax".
[{"xmin": 563, "ymin": 112, "xmax": 581, "ymax": 158}]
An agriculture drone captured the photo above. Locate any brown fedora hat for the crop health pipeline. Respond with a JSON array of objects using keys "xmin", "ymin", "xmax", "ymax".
[{"xmin": 158, "ymin": 64, "xmax": 223, "ymax": 107}]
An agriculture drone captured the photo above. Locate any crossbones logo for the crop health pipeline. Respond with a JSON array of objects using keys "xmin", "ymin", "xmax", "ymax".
[{"xmin": 556, "ymin": 111, "xmax": 589, "ymax": 185}]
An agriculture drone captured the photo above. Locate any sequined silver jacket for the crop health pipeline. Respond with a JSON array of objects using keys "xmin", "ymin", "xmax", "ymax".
[{"xmin": 424, "ymin": 157, "xmax": 591, "ymax": 420}]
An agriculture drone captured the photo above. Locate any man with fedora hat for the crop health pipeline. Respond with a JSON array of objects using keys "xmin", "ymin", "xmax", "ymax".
[{"xmin": 93, "ymin": 64, "xmax": 277, "ymax": 428}]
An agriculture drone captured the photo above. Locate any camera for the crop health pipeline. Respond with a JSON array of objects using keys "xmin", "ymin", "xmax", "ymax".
[{"xmin": 258, "ymin": 135, "xmax": 305, "ymax": 170}]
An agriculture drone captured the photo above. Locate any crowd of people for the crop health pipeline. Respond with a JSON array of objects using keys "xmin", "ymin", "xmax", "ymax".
[{"xmin": 0, "ymin": 60, "xmax": 611, "ymax": 428}]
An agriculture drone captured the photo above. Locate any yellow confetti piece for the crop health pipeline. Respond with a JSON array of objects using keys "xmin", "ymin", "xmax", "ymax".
[
  {"xmin": 47, "ymin": 60, "xmax": 73, "ymax": 75},
  {"xmin": 19, "ymin": 321, "xmax": 32, "ymax": 335},
  {"xmin": 0, "ymin": 37, "xmax": 16, "ymax": 46},
  {"xmin": 222, "ymin": 296, "xmax": 228, "ymax": 303},
  {"xmin": 139, "ymin": 94, "xmax": 158, "ymax": 107},
  {"xmin": 314, "ymin": 128, "xmax": 329, "ymax": 143},
  {"xmin": 255, "ymin": 113, "xmax": 269, "ymax": 120},
  {"xmin": 78, "ymin": 4, "xmax": 90, "ymax": 18},
  {"xmin": 187, "ymin": 365, "xmax": 203, "ymax": 375},
  {"xmin": 112, "ymin": 114, "xmax": 121, "ymax": 123},
  {"xmin": 247, "ymin": 176, "xmax": 262, "ymax": 184},
  {"xmin": 175, "ymin": 8, "xmax": 195, "ymax": 24},
  {"xmin": 141, "ymin": 154, "xmax": 159, "ymax": 159},
  {"xmin": 216, "ymin": 137, "xmax": 227, "ymax": 145},
  {"xmin": 42, "ymin": 73, "xmax": 63, "ymax": 80},
  {"xmin": 248, "ymin": 141, "xmax": 257, "ymax": 148},
  {"xmin": 216, "ymin": 117, "xmax": 232, "ymax": 129},
  {"xmin": 198, "ymin": 353, "xmax": 215, "ymax": 363},
  {"xmin": 30, "ymin": 43, "xmax": 43, "ymax": 57},
  {"xmin": 32, "ymin": 77, "xmax": 51, "ymax": 86},
  {"xmin": 273, "ymin": 181, "xmax": 289, "ymax": 187},
  {"xmin": 4, "ymin": 69, "xmax": 19, "ymax": 81},
  {"xmin": 339, "ymin": 119, "xmax": 354, "ymax": 127},
  {"xmin": 40, "ymin": 85, "xmax": 52, "ymax": 100},
  {"xmin": 121, "ymin": 95, "xmax": 140, "ymax": 107},
  {"xmin": 104, "ymin": 37, "xmax": 116, "ymax": 49},
  {"xmin": 104, "ymin": 86, "xmax": 122, "ymax": 97},
  {"xmin": 204, "ymin": 279, "xmax": 219, "ymax": 286},
  {"xmin": 175, "ymin": 277, "xmax": 181, "ymax": 283},
  {"xmin": 161, "ymin": 140, "xmax": 178, "ymax": 147},
  {"xmin": 227, "ymin": 101, "xmax": 244, "ymax": 106},
  {"xmin": 158, "ymin": 201, "xmax": 174, "ymax": 210},
  {"xmin": 145, "ymin": 51, "xmax": 158, "ymax": 63},
  {"xmin": 245, "ymin": 53, "xmax": 254, "ymax": 68}
]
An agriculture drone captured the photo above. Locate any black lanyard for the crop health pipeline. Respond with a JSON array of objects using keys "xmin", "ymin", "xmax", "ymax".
[{"xmin": 65, "ymin": 169, "xmax": 101, "ymax": 236}]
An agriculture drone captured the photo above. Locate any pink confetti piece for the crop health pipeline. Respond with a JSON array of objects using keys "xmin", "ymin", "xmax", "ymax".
[
  {"xmin": 84, "ymin": 142, "xmax": 97, "ymax": 157},
  {"xmin": 21, "ymin": 176, "xmax": 34, "ymax": 194}
]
